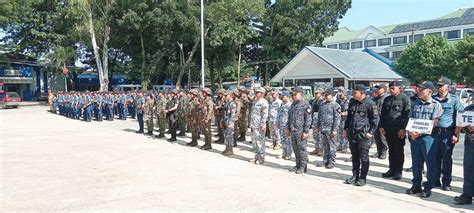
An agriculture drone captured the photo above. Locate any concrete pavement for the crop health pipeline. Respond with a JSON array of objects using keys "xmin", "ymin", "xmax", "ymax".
[{"xmin": 1, "ymin": 106, "xmax": 473, "ymax": 211}]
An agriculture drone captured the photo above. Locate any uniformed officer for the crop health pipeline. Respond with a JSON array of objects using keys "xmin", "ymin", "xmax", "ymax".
[
  {"xmin": 277, "ymin": 89, "xmax": 293, "ymax": 160},
  {"xmin": 144, "ymin": 94, "xmax": 154, "ymax": 136},
  {"xmin": 316, "ymin": 88, "xmax": 341, "ymax": 169},
  {"xmin": 135, "ymin": 92, "xmax": 145, "ymax": 133},
  {"xmin": 269, "ymin": 90, "xmax": 282, "ymax": 150},
  {"xmin": 238, "ymin": 87, "xmax": 250, "ymax": 142},
  {"xmin": 343, "ymin": 84, "xmax": 379, "ymax": 186},
  {"xmin": 164, "ymin": 90, "xmax": 179, "ymax": 142},
  {"xmin": 379, "ymin": 81, "xmax": 411, "ymax": 180},
  {"xmin": 337, "ymin": 91, "xmax": 350, "ymax": 153},
  {"xmin": 264, "ymin": 86, "xmax": 273, "ymax": 139},
  {"xmin": 310, "ymin": 88, "xmax": 324, "ymax": 156},
  {"xmin": 454, "ymin": 90, "xmax": 474, "ymax": 205},
  {"xmin": 405, "ymin": 81, "xmax": 442, "ymax": 198},
  {"xmin": 177, "ymin": 90, "xmax": 189, "ymax": 136},
  {"xmin": 286, "ymin": 86, "xmax": 312, "ymax": 174},
  {"xmin": 155, "ymin": 91, "xmax": 168, "ymax": 138},
  {"xmin": 186, "ymin": 89, "xmax": 200, "ymax": 147},
  {"xmin": 433, "ymin": 76, "xmax": 464, "ymax": 191},
  {"xmin": 214, "ymin": 89, "xmax": 226, "ymax": 144},
  {"xmin": 371, "ymin": 84, "xmax": 389, "ymax": 159},
  {"xmin": 249, "ymin": 87, "xmax": 269, "ymax": 165},
  {"xmin": 222, "ymin": 89, "xmax": 238, "ymax": 156},
  {"xmin": 199, "ymin": 88, "xmax": 214, "ymax": 150}
]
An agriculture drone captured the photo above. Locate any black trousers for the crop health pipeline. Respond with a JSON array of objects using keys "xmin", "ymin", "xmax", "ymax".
[
  {"xmin": 349, "ymin": 132, "xmax": 371, "ymax": 180},
  {"xmin": 137, "ymin": 111, "xmax": 144, "ymax": 132},
  {"xmin": 168, "ymin": 115, "xmax": 177, "ymax": 139},
  {"xmin": 385, "ymin": 130, "xmax": 406, "ymax": 174},
  {"xmin": 374, "ymin": 128, "xmax": 388, "ymax": 155}
]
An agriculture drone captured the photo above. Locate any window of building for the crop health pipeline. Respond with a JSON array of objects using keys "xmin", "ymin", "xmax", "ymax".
[
  {"xmin": 409, "ymin": 34, "xmax": 424, "ymax": 43},
  {"xmin": 464, "ymin": 28, "xmax": 474, "ymax": 37},
  {"xmin": 295, "ymin": 78, "xmax": 331, "ymax": 86},
  {"xmin": 332, "ymin": 78, "xmax": 345, "ymax": 87},
  {"xmin": 351, "ymin": 41, "xmax": 363, "ymax": 49},
  {"xmin": 284, "ymin": 79, "xmax": 294, "ymax": 87},
  {"xmin": 378, "ymin": 38, "xmax": 391, "ymax": 46},
  {"xmin": 426, "ymin": 32, "xmax": 442, "ymax": 37},
  {"xmin": 327, "ymin": 44, "xmax": 337, "ymax": 49},
  {"xmin": 444, "ymin": 30, "xmax": 461, "ymax": 39},
  {"xmin": 364, "ymin": 39, "xmax": 376, "ymax": 47},
  {"xmin": 392, "ymin": 51, "xmax": 403, "ymax": 60},
  {"xmin": 393, "ymin": 36, "xmax": 407, "ymax": 45},
  {"xmin": 338, "ymin": 43, "xmax": 349, "ymax": 50},
  {"xmin": 379, "ymin": 52, "xmax": 390, "ymax": 58}
]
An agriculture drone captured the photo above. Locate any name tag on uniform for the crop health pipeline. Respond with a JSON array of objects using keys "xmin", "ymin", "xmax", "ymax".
[
  {"xmin": 456, "ymin": 111, "xmax": 474, "ymax": 127},
  {"xmin": 406, "ymin": 118, "xmax": 434, "ymax": 134}
]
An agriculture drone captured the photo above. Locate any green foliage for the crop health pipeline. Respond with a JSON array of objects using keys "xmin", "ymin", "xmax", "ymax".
[{"xmin": 451, "ymin": 35, "xmax": 474, "ymax": 84}]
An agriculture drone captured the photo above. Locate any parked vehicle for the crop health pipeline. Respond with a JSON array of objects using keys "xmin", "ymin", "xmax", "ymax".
[
  {"xmin": 456, "ymin": 88, "xmax": 473, "ymax": 107},
  {"xmin": 112, "ymin": 84, "xmax": 142, "ymax": 92},
  {"xmin": 0, "ymin": 92, "xmax": 21, "ymax": 109}
]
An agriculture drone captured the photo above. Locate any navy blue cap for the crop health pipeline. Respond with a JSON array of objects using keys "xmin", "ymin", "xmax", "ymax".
[
  {"xmin": 353, "ymin": 84, "xmax": 366, "ymax": 92},
  {"xmin": 292, "ymin": 86, "xmax": 304, "ymax": 94},
  {"xmin": 436, "ymin": 76, "xmax": 452, "ymax": 85},
  {"xmin": 389, "ymin": 81, "xmax": 404, "ymax": 87},
  {"xmin": 278, "ymin": 90, "xmax": 291, "ymax": 97},
  {"xmin": 417, "ymin": 81, "xmax": 436, "ymax": 91}
]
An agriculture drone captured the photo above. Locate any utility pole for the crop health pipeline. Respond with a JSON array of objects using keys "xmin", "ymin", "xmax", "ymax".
[{"xmin": 200, "ymin": 0, "xmax": 205, "ymax": 88}]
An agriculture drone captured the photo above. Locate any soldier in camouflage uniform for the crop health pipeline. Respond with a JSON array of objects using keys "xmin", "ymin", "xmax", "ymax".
[
  {"xmin": 199, "ymin": 88, "xmax": 214, "ymax": 150},
  {"xmin": 310, "ymin": 88, "xmax": 324, "ymax": 156},
  {"xmin": 154, "ymin": 91, "xmax": 168, "ymax": 138},
  {"xmin": 214, "ymin": 89, "xmax": 226, "ymax": 144},
  {"xmin": 222, "ymin": 89, "xmax": 239, "ymax": 156},
  {"xmin": 177, "ymin": 90, "xmax": 189, "ymax": 136},
  {"xmin": 144, "ymin": 95, "xmax": 154, "ymax": 136},
  {"xmin": 249, "ymin": 87, "xmax": 269, "ymax": 165},
  {"xmin": 316, "ymin": 88, "xmax": 341, "ymax": 169},
  {"xmin": 264, "ymin": 86, "xmax": 273, "ymax": 139},
  {"xmin": 269, "ymin": 90, "xmax": 282, "ymax": 150},
  {"xmin": 237, "ymin": 87, "xmax": 250, "ymax": 142},
  {"xmin": 337, "ymin": 91, "xmax": 350, "ymax": 153},
  {"xmin": 287, "ymin": 87, "xmax": 312, "ymax": 174},
  {"xmin": 186, "ymin": 89, "xmax": 200, "ymax": 147},
  {"xmin": 277, "ymin": 89, "xmax": 293, "ymax": 160}
]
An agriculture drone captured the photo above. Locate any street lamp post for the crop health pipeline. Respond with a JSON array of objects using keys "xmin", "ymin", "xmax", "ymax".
[{"xmin": 200, "ymin": 0, "xmax": 205, "ymax": 88}]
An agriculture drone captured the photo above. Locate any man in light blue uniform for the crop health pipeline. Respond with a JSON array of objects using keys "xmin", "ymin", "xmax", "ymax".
[
  {"xmin": 406, "ymin": 81, "xmax": 443, "ymax": 198},
  {"xmin": 432, "ymin": 77, "xmax": 464, "ymax": 191}
]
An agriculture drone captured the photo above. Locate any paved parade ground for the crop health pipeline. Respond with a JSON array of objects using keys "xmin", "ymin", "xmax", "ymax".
[{"xmin": 1, "ymin": 106, "xmax": 473, "ymax": 211}]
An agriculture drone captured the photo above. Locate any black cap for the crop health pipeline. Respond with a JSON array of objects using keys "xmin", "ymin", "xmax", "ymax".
[
  {"xmin": 353, "ymin": 84, "xmax": 366, "ymax": 92},
  {"xmin": 324, "ymin": 88, "xmax": 336, "ymax": 95},
  {"xmin": 374, "ymin": 84, "xmax": 387, "ymax": 91},
  {"xmin": 436, "ymin": 76, "xmax": 452, "ymax": 86},
  {"xmin": 417, "ymin": 81, "xmax": 436, "ymax": 91},
  {"xmin": 389, "ymin": 81, "xmax": 404, "ymax": 87}
]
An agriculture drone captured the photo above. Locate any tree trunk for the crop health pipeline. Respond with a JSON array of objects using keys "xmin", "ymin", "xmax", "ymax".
[
  {"xmin": 87, "ymin": 8, "xmax": 110, "ymax": 92},
  {"xmin": 140, "ymin": 33, "xmax": 148, "ymax": 89},
  {"xmin": 237, "ymin": 44, "xmax": 241, "ymax": 87},
  {"xmin": 176, "ymin": 28, "xmax": 209, "ymax": 89}
]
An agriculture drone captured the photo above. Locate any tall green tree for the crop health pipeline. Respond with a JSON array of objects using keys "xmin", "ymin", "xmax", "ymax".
[
  {"xmin": 395, "ymin": 36, "xmax": 454, "ymax": 83},
  {"xmin": 451, "ymin": 35, "xmax": 474, "ymax": 84}
]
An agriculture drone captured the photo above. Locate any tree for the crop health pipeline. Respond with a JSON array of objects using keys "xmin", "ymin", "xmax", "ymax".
[
  {"xmin": 451, "ymin": 35, "xmax": 474, "ymax": 84},
  {"xmin": 46, "ymin": 46, "xmax": 77, "ymax": 92},
  {"xmin": 395, "ymin": 36, "xmax": 454, "ymax": 83}
]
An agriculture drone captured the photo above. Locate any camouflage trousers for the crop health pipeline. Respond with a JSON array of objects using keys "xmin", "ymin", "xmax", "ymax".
[
  {"xmin": 191, "ymin": 119, "xmax": 200, "ymax": 141},
  {"xmin": 178, "ymin": 113, "xmax": 186, "ymax": 133},
  {"xmin": 280, "ymin": 125, "xmax": 292, "ymax": 157},
  {"xmin": 202, "ymin": 120, "xmax": 212, "ymax": 145},
  {"xmin": 215, "ymin": 115, "xmax": 224, "ymax": 141},
  {"xmin": 338, "ymin": 118, "xmax": 348, "ymax": 149},
  {"xmin": 252, "ymin": 128, "xmax": 266, "ymax": 162},
  {"xmin": 321, "ymin": 131, "xmax": 338, "ymax": 165},
  {"xmin": 291, "ymin": 131, "xmax": 308, "ymax": 169},
  {"xmin": 145, "ymin": 116, "xmax": 154, "ymax": 133},
  {"xmin": 156, "ymin": 114, "xmax": 167, "ymax": 134},
  {"xmin": 225, "ymin": 125, "xmax": 235, "ymax": 151},
  {"xmin": 239, "ymin": 117, "xmax": 248, "ymax": 138},
  {"xmin": 269, "ymin": 120, "xmax": 281, "ymax": 145},
  {"xmin": 313, "ymin": 128, "xmax": 322, "ymax": 149}
]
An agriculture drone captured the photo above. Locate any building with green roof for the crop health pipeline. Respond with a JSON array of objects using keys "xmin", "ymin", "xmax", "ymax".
[{"xmin": 322, "ymin": 8, "xmax": 474, "ymax": 60}]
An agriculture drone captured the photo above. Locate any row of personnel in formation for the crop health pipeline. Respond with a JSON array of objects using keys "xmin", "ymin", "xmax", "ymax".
[{"xmin": 49, "ymin": 77, "xmax": 473, "ymax": 205}]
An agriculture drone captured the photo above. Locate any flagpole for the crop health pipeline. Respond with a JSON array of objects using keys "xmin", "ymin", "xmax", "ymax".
[{"xmin": 200, "ymin": 0, "xmax": 205, "ymax": 88}]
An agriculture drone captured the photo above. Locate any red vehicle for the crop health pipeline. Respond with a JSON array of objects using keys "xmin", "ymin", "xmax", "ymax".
[{"xmin": 0, "ymin": 92, "xmax": 21, "ymax": 109}]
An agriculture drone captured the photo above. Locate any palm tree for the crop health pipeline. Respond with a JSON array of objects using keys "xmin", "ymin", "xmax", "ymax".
[{"xmin": 47, "ymin": 46, "xmax": 76, "ymax": 92}]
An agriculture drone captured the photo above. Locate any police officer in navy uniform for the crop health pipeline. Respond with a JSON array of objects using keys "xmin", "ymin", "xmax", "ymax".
[
  {"xmin": 379, "ymin": 81, "xmax": 411, "ymax": 180},
  {"xmin": 454, "ymin": 89, "xmax": 474, "ymax": 205},
  {"xmin": 433, "ymin": 76, "xmax": 464, "ymax": 191},
  {"xmin": 371, "ymin": 84, "xmax": 389, "ymax": 159},
  {"xmin": 135, "ymin": 92, "xmax": 145, "ymax": 133},
  {"xmin": 343, "ymin": 84, "xmax": 379, "ymax": 187},
  {"xmin": 406, "ymin": 81, "xmax": 442, "ymax": 198}
]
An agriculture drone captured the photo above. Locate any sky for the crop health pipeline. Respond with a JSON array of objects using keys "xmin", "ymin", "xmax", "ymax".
[{"xmin": 339, "ymin": 0, "xmax": 474, "ymax": 29}]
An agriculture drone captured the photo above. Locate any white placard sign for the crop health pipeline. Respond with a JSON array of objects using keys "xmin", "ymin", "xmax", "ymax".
[
  {"xmin": 406, "ymin": 118, "xmax": 434, "ymax": 134},
  {"xmin": 456, "ymin": 111, "xmax": 474, "ymax": 127}
]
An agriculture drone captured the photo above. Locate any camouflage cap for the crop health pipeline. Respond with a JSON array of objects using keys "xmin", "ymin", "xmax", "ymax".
[
  {"xmin": 216, "ymin": 88, "xmax": 226, "ymax": 94},
  {"xmin": 264, "ymin": 86, "xmax": 273, "ymax": 92},
  {"xmin": 314, "ymin": 88, "xmax": 324, "ymax": 93},
  {"xmin": 202, "ymin": 88, "xmax": 212, "ymax": 95},
  {"xmin": 254, "ymin": 87, "xmax": 266, "ymax": 94}
]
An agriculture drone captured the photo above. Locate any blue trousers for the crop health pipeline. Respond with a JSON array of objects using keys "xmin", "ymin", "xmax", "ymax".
[
  {"xmin": 434, "ymin": 130, "xmax": 455, "ymax": 186},
  {"xmin": 463, "ymin": 134, "xmax": 474, "ymax": 198},
  {"xmin": 410, "ymin": 135, "xmax": 437, "ymax": 189},
  {"xmin": 137, "ymin": 111, "xmax": 144, "ymax": 132}
]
